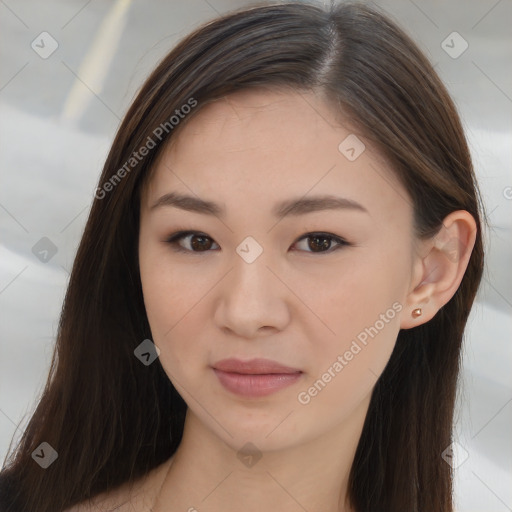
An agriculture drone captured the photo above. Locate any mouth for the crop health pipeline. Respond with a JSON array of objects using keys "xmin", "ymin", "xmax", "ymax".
[{"xmin": 211, "ymin": 358, "xmax": 303, "ymax": 398}]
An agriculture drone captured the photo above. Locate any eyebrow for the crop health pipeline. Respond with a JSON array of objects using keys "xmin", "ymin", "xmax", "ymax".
[{"xmin": 149, "ymin": 192, "xmax": 368, "ymax": 218}]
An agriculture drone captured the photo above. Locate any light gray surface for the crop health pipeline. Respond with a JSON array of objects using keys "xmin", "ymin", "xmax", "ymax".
[{"xmin": 1, "ymin": 1, "xmax": 511, "ymax": 510}]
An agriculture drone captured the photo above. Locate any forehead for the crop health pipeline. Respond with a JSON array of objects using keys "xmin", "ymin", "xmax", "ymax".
[
  {"xmin": 167, "ymin": 88, "xmax": 347, "ymax": 160},
  {"xmin": 143, "ymin": 88, "xmax": 412, "ymax": 225}
]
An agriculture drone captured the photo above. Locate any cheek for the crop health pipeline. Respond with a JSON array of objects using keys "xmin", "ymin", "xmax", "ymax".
[
  {"xmin": 139, "ymin": 234, "xmax": 203, "ymax": 335},
  {"xmin": 304, "ymin": 247, "xmax": 406, "ymax": 342},
  {"xmin": 138, "ymin": 245, "xmax": 216, "ymax": 385},
  {"xmin": 138, "ymin": 241, "xmax": 174, "ymax": 338},
  {"xmin": 141, "ymin": 268, "xmax": 200, "ymax": 339},
  {"xmin": 294, "ymin": 307, "xmax": 401, "ymax": 436},
  {"xmin": 298, "ymin": 243, "xmax": 409, "ymax": 405}
]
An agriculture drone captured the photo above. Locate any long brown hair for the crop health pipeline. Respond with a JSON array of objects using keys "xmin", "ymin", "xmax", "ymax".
[{"xmin": 0, "ymin": 2, "xmax": 484, "ymax": 511}]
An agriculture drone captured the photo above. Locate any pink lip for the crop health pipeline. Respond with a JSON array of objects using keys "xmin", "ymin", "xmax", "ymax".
[{"xmin": 212, "ymin": 358, "xmax": 303, "ymax": 398}]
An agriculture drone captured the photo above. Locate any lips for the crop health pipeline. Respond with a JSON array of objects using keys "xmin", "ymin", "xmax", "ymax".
[
  {"xmin": 212, "ymin": 358, "xmax": 303, "ymax": 398},
  {"xmin": 212, "ymin": 358, "xmax": 302, "ymax": 375}
]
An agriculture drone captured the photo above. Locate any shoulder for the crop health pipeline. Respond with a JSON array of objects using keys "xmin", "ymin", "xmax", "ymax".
[
  {"xmin": 64, "ymin": 457, "xmax": 173, "ymax": 512},
  {"xmin": 63, "ymin": 485, "xmax": 143, "ymax": 512}
]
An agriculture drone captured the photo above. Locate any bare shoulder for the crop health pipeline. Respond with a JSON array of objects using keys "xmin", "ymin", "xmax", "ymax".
[{"xmin": 63, "ymin": 457, "xmax": 173, "ymax": 512}]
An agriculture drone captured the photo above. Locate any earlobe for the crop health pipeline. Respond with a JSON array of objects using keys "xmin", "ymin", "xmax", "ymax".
[{"xmin": 400, "ymin": 210, "xmax": 477, "ymax": 330}]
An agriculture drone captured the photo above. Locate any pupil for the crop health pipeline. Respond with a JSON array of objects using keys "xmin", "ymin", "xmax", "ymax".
[
  {"xmin": 192, "ymin": 235, "xmax": 210, "ymax": 251},
  {"xmin": 310, "ymin": 236, "xmax": 329, "ymax": 251}
]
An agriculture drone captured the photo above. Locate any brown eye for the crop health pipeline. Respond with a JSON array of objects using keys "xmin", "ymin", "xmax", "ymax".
[
  {"xmin": 189, "ymin": 234, "xmax": 214, "ymax": 251},
  {"xmin": 293, "ymin": 233, "xmax": 348, "ymax": 254},
  {"xmin": 165, "ymin": 232, "xmax": 219, "ymax": 253},
  {"xmin": 165, "ymin": 231, "xmax": 349, "ymax": 255}
]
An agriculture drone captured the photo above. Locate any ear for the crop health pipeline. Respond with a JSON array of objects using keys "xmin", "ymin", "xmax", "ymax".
[{"xmin": 400, "ymin": 210, "xmax": 477, "ymax": 329}]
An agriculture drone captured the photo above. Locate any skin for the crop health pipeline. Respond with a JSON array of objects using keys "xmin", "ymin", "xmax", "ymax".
[{"xmin": 73, "ymin": 88, "xmax": 476, "ymax": 512}]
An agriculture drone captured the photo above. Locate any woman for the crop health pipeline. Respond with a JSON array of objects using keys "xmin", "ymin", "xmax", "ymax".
[{"xmin": 0, "ymin": 1, "xmax": 485, "ymax": 511}]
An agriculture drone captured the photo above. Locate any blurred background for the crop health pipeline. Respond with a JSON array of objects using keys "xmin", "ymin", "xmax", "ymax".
[{"xmin": 0, "ymin": 0, "xmax": 511, "ymax": 510}]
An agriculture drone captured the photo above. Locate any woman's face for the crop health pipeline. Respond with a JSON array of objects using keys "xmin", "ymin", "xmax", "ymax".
[{"xmin": 138, "ymin": 89, "xmax": 418, "ymax": 452}]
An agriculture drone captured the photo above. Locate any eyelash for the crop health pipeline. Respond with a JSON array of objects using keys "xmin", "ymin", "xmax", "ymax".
[{"xmin": 164, "ymin": 230, "xmax": 351, "ymax": 255}]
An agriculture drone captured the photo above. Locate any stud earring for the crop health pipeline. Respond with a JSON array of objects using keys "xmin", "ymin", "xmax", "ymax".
[{"xmin": 412, "ymin": 308, "xmax": 422, "ymax": 318}]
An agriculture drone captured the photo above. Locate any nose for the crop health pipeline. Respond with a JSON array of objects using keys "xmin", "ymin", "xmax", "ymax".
[{"xmin": 213, "ymin": 251, "xmax": 291, "ymax": 339}]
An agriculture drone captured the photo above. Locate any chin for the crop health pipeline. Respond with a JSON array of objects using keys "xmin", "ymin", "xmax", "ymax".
[{"xmin": 204, "ymin": 409, "xmax": 311, "ymax": 452}]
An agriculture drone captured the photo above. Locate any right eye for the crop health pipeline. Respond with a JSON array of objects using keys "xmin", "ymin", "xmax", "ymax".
[{"xmin": 165, "ymin": 231, "xmax": 220, "ymax": 253}]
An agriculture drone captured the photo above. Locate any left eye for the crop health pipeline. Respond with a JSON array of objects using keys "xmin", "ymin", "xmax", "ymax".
[
  {"xmin": 165, "ymin": 231, "xmax": 349, "ymax": 254},
  {"xmin": 293, "ymin": 232, "xmax": 349, "ymax": 253}
]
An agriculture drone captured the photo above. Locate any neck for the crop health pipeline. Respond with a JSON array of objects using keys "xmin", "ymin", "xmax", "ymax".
[{"xmin": 152, "ymin": 396, "xmax": 370, "ymax": 512}]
